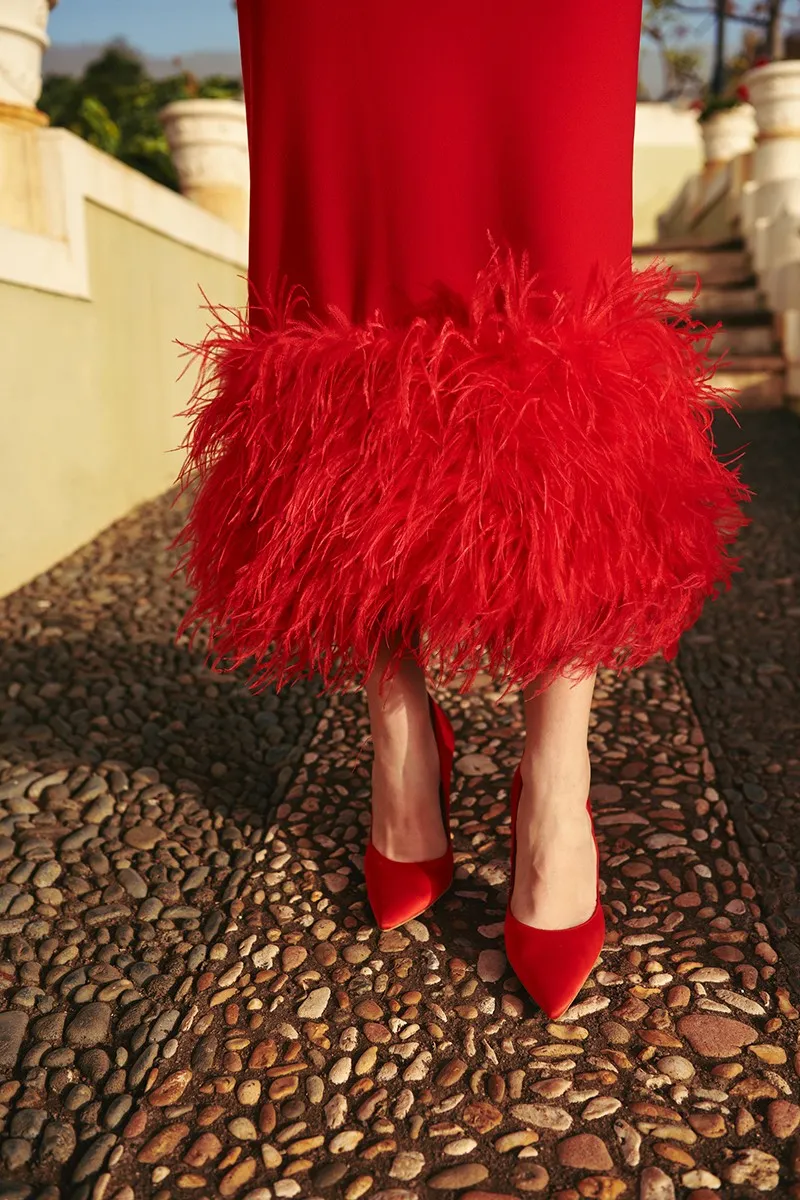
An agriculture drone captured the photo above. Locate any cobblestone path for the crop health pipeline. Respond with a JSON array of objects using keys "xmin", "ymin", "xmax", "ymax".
[
  {"xmin": 679, "ymin": 410, "xmax": 800, "ymax": 982},
  {"xmin": 1, "ymin": 412, "xmax": 799, "ymax": 1200}
]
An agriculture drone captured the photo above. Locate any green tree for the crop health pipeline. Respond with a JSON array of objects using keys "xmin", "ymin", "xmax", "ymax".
[
  {"xmin": 39, "ymin": 42, "xmax": 242, "ymax": 191},
  {"xmin": 643, "ymin": 0, "xmax": 800, "ymax": 104},
  {"xmin": 643, "ymin": 0, "xmax": 711, "ymax": 99}
]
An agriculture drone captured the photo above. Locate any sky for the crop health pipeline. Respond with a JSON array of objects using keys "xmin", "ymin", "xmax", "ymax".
[
  {"xmin": 48, "ymin": 1, "xmax": 717, "ymax": 58},
  {"xmin": 47, "ymin": 0, "xmax": 240, "ymax": 57},
  {"xmin": 45, "ymin": 2, "xmax": 751, "ymax": 98}
]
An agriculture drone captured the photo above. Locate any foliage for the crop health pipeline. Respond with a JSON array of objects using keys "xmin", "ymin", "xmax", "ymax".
[
  {"xmin": 642, "ymin": 0, "xmax": 708, "ymax": 99},
  {"xmin": 695, "ymin": 90, "xmax": 748, "ymax": 119},
  {"xmin": 641, "ymin": 0, "xmax": 799, "ymax": 102},
  {"xmin": 38, "ymin": 44, "xmax": 242, "ymax": 191}
]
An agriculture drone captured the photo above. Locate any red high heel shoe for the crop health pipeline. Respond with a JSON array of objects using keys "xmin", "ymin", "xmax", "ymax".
[
  {"xmin": 364, "ymin": 693, "xmax": 455, "ymax": 930},
  {"xmin": 504, "ymin": 764, "xmax": 605, "ymax": 1020}
]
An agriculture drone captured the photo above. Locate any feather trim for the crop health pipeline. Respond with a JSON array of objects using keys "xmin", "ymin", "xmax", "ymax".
[{"xmin": 170, "ymin": 235, "xmax": 752, "ymax": 700}]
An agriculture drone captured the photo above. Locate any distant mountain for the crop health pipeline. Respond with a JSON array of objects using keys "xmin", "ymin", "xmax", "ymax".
[
  {"xmin": 42, "ymin": 39, "xmax": 684, "ymax": 100},
  {"xmin": 43, "ymin": 41, "xmax": 242, "ymax": 81}
]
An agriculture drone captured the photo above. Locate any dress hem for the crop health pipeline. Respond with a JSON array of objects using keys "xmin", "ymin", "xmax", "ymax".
[{"xmin": 169, "ymin": 233, "xmax": 752, "ymax": 700}]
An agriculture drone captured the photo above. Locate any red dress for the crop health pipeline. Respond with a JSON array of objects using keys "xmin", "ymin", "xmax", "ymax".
[{"xmin": 173, "ymin": 0, "xmax": 751, "ymax": 698}]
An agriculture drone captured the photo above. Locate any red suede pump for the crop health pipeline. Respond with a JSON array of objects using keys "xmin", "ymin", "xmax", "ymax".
[
  {"xmin": 504, "ymin": 764, "xmax": 606, "ymax": 1019},
  {"xmin": 364, "ymin": 694, "xmax": 455, "ymax": 931}
]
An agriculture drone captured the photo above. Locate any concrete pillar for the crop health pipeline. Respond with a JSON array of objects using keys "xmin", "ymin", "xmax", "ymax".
[
  {"xmin": 744, "ymin": 60, "xmax": 800, "ymax": 402},
  {"xmin": 159, "ymin": 98, "xmax": 249, "ymax": 235},
  {"xmin": 700, "ymin": 104, "xmax": 757, "ymax": 169},
  {"xmin": 742, "ymin": 61, "xmax": 800, "ymax": 242},
  {"xmin": 0, "ymin": 0, "xmax": 57, "ymax": 128}
]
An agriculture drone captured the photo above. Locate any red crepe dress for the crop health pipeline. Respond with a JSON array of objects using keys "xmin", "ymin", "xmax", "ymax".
[{"xmin": 172, "ymin": 0, "xmax": 751, "ymax": 699}]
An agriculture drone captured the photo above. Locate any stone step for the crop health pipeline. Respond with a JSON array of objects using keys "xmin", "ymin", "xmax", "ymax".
[
  {"xmin": 668, "ymin": 284, "xmax": 762, "ymax": 315},
  {"xmin": 637, "ymin": 240, "xmax": 785, "ymax": 407},
  {"xmin": 684, "ymin": 307, "xmax": 776, "ymax": 335},
  {"xmin": 709, "ymin": 321, "xmax": 778, "ymax": 357},
  {"xmin": 633, "ymin": 246, "xmax": 753, "ymax": 286},
  {"xmin": 713, "ymin": 356, "xmax": 785, "ymax": 409},
  {"xmin": 637, "ymin": 236, "xmax": 745, "ymax": 252}
]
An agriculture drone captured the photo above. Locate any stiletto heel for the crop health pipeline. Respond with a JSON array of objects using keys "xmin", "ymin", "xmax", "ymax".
[
  {"xmin": 504, "ymin": 764, "xmax": 605, "ymax": 1019},
  {"xmin": 364, "ymin": 693, "xmax": 455, "ymax": 930}
]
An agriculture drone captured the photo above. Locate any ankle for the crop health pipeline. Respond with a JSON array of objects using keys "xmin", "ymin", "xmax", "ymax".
[
  {"xmin": 366, "ymin": 656, "xmax": 427, "ymax": 709},
  {"xmin": 367, "ymin": 685, "xmax": 431, "ymax": 731},
  {"xmin": 370, "ymin": 713, "xmax": 440, "ymax": 792},
  {"xmin": 519, "ymin": 749, "xmax": 591, "ymax": 800}
]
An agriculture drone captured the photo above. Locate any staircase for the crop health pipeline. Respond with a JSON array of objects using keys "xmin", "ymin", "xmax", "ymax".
[{"xmin": 632, "ymin": 237, "xmax": 786, "ymax": 409}]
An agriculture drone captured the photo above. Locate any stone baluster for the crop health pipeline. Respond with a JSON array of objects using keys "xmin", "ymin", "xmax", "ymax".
[
  {"xmin": 700, "ymin": 103, "xmax": 757, "ymax": 171},
  {"xmin": 159, "ymin": 98, "xmax": 249, "ymax": 235},
  {"xmin": 743, "ymin": 60, "xmax": 800, "ymax": 403},
  {"xmin": 0, "ymin": 0, "xmax": 57, "ymax": 127}
]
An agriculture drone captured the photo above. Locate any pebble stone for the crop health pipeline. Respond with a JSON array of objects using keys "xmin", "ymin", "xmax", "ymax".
[
  {"xmin": 766, "ymin": 1099, "xmax": 800, "ymax": 1139},
  {"xmin": 639, "ymin": 1166, "xmax": 676, "ymax": 1200},
  {"xmin": 512, "ymin": 1105, "xmax": 572, "ymax": 1132},
  {"xmin": 556, "ymin": 1133, "xmax": 613, "ymax": 1170},
  {"xmin": 676, "ymin": 1013, "xmax": 759, "ymax": 1059},
  {"xmin": 0, "ymin": 1012, "xmax": 28, "ymax": 1070},
  {"xmin": 722, "ymin": 1149, "xmax": 781, "ymax": 1191},
  {"xmin": 428, "ymin": 1164, "xmax": 489, "ymax": 1190},
  {"xmin": 656, "ymin": 1055, "xmax": 695, "ymax": 1081}
]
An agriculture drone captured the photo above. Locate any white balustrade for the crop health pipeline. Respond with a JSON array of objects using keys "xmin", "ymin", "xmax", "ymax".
[
  {"xmin": 0, "ymin": 0, "xmax": 57, "ymax": 118},
  {"xmin": 701, "ymin": 103, "xmax": 757, "ymax": 166},
  {"xmin": 159, "ymin": 98, "xmax": 249, "ymax": 234}
]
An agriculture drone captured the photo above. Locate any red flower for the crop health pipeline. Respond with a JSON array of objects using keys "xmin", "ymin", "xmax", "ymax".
[
  {"xmin": 736, "ymin": 83, "xmax": 750, "ymax": 103},
  {"xmin": 690, "ymin": 98, "xmax": 704, "ymax": 112},
  {"xmin": 753, "ymin": 56, "xmax": 771, "ymax": 67}
]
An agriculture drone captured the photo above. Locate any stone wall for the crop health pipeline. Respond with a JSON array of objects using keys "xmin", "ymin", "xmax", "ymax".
[
  {"xmin": 633, "ymin": 102, "xmax": 705, "ymax": 244},
  {"xmin": 0, "ymin": 123, "xmax": 247, "ymax": 597}
]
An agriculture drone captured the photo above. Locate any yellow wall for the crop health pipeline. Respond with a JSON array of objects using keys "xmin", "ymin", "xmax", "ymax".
[
  {"xmin": 0, "ymin": 122, "xmax": 51, "ymax": 236},
  {"xmin": 1, "ymin": 201, "xmax": 246, "ymax": 596},
  {"xmin": 634, "ymin": 145, "xmax": 705, "ymax": 246}
]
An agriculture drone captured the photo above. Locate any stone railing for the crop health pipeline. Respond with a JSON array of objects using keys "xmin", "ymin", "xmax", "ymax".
[
  {"xmin": 0, "ymin": 0, "xmax": 57, "ymax": 123},
  {"xmin": 0, "ymin": 1, "xmax": 248, "ymax": 598},
  {"xmin": 657, "ymin": 63, "xmax": 800, "ymax": 402},
  {"xmin": 0, "ymin": 0, "xmax": 250, "ymax": 225},
  {"xmin": 160, "ymin": 98, "xmax": 249, "ymax": 235},
  {"xmin": 741, "ymin": 61, "xmax": 800, "ymax": 400}
]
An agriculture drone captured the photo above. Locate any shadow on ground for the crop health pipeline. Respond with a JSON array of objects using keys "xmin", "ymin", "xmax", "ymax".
[{"xmin": 679, "ymin": 408, "xmax": 800, "ymax": 977}]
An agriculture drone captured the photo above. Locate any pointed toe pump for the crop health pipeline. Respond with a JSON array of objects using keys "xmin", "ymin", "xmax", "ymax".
[
  {"xmin": 364, "ymin": 693, "xmax": 456, "ymax": 931},
  {"xmin": 504, "ymin": 764, "xmax": 605, "ymax": 1020}
]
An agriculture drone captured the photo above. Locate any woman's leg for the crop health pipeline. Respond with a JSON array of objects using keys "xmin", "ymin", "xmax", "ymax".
[
  {"xmin": 365, "ymin": 632, "xmax": 448, "ymax": 863},
  {"xmin": 510, "ymin": 667, "xmax": 598, "ymax": 929}
]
